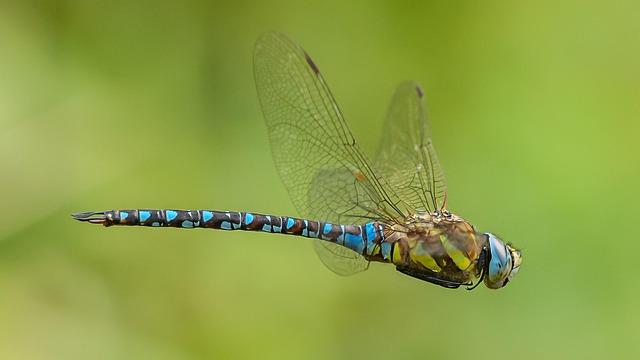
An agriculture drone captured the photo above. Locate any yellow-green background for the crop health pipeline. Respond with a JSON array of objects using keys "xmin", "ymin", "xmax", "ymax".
[{"xmin": 1, "ymin": 1, "xmax": 638, "ymax": 359}]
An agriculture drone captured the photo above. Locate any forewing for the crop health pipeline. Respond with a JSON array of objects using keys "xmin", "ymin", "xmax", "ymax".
[
  {"xmin": 254, "ymin": 33, "xmax": 407, "ymax": 276},
  {"xmin": 253, "ymin": 32, "xmax": 406, "ymax": 225},
  {"xmin": 374, "ymin": 81, "xmax": 447, "ymax": 212}
]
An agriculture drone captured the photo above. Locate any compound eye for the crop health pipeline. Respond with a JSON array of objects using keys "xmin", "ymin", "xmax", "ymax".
[{"xmin": 486, "ymin": 233, "xmax": 512, "ymax": 286}]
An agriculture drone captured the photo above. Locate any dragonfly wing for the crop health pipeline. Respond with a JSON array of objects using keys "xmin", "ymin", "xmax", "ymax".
[
  {"xmin": 313, "ymin": 241, "xmax": 369, "ymax": 276},
  {"xmin": 374, "ymin": 81, "xmax": 447, "ymax": 212},
  {"xmin": 254, "ymin": 32, "xmax": 407, "ymax": 225},
  {"xmin": 254, "ymin": 33, "xmax": 406, "ymax": 275},
  {"xmin": 307, "ymin": 168, "xmax": 376, "ymax": 275},
  {"xmin": 306, "ymin": 167, "xmax": 384, "ymax": 225}
]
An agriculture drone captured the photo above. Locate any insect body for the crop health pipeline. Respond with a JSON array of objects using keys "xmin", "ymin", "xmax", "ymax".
[{"xmin": 73, "ymin": 33, "xmax": 521, "ymax": 289}]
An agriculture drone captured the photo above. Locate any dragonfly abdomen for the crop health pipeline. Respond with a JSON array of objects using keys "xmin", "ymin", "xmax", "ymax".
[{"xmin": 72, "ymin": 209, "xmax": 388, "ymax": 258}]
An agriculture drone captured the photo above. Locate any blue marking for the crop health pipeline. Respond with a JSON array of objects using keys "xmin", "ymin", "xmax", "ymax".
[
  {"xmin": 272, "ymin": 218, "xmax": 282, "ymax": 233},
  {"xmin": 221, "ymin": 221, "xmax": 232, "ymax": 230},
  {"xmin": 120, "ymin": 211, "xmax": 129, "ymax": 219},
  {"xmin": 245, "ymin": 213, "xmax": 254, "ymax": 224},
  {"xmin": 323, "ymin": 223, "xmax": 333, "ymax": 234},
  {"xmin": 203, "ymin": 211, "xmax": 213, "ymax": 222},
  {"xmin": 182, "ymin": 220, "xmax": 194, "ymax": 228},
  {"xmin": 262, "ymin": 216, "xmax": 272, "ymax": 232},
  {"xmin": 139, "ymin": 211, "xmax": 151, "ymax": 222},
  {"xmin": 345, "ymin": 231, "xmax": 365, "ymax": 254},
  {"xmin": 365, "ymin": 223, "xmax": 377, "ymax": 241},
  {"xmin": 381, "ymin": 241, "xmax": 392, "ymax": 260},
  {"xmin": 338, "ymin": 225, "xmax": 346, "ymax": 245},
  {"xmin": 166, "ymin": 210, "xmax": 177, "ymax": 221},
  {"xmin": 152, "ymin": 222, "xmax": 160, "ymax": 227},
  {"xmin": 286, "ymin": 218, "xmax": 295, "ymax": 229},
  {"xmin": 365, "ymin": 223, "xmax": 379, "ymax": 255},
  {"xmin": 302, "ymin": 220, "xmax": 308, "ymax": 237}
]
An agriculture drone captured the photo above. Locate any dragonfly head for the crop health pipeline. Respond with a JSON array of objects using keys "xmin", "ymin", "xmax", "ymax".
[{"xmin": 483, "ymin": 233, "xmax": 521, "ymax": 289}]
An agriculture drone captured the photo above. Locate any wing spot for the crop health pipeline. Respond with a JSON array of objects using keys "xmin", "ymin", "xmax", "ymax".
[
  {"xmin": 416, "ymin": 85, "xmax": 424, "ymax": 98},
  {"xmin": 353, "ymin": 169, "xmax": 366, "ymax": 182},
  {"xmin": 304, "ymin": 52, "xmax": 320, "ymax": 74}
]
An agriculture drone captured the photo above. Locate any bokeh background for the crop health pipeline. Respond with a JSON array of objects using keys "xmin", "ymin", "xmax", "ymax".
[{"xmin": 1, "ymin": 1, "xmax": 639, "ymax": 359}]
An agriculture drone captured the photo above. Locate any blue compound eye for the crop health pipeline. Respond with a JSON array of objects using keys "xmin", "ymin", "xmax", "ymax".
[{"xmin": 486, "ymin": 233, "xmax": 512, "ymax": 288}]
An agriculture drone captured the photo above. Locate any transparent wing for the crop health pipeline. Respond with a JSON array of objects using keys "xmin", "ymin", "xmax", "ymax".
[
  {"xmin": 254, "ymin": 32, "xmax": 408, "ymax": 225},
  {"xmin": 312, "ymin": 241, "xmax": 370, "ymax": 276},
  {"xmin": 307, "ymin": 168, "xmax": 374, "ymax": 275},
  {"xmin": 254, "ymin": 32, "xmax": 407, "ymax": 275},
  {"xmin": 374, "ymin": 81, "xmax": 447, "ymax": 212}
]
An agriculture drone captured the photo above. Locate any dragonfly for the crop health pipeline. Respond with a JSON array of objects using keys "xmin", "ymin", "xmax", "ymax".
[{"xmin": 73, "ymin": 32, "xmax": 521, "ymax": 290}]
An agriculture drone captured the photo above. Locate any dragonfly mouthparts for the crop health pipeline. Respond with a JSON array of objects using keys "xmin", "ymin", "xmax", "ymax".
[{"xmin": 71, "ymin": 211, "xmax": 107, "ymax": 224}]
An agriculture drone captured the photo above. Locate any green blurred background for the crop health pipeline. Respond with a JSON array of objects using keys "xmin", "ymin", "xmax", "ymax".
[{"xmin": 1, "ymin": 0, "xmax": 639, "ymax": 359}]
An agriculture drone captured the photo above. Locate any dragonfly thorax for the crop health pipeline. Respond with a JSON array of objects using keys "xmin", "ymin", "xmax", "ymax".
[{"xmin": 390, "ymin": 211, "xmax": 486, "ymax": 288}]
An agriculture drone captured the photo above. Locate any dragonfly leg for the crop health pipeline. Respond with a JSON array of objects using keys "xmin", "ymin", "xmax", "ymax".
[{"xmin": 395, "ymin": 265, "xmax": 463, "ymax": 289}]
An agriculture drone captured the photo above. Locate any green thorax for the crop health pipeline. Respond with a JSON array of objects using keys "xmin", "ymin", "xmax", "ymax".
[{"xmin": 386, "ymin": 212, "xmax": 487, "ymax": 285}]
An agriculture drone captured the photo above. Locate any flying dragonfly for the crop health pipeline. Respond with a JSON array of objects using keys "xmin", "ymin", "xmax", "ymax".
[{"xmin": 73, "ymin": 32, "xmax": 521, "ymax": 289}]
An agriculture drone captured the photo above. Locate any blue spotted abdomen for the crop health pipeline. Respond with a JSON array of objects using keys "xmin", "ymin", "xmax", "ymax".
[{"xmin": 98, "ymin": 209, "xmax": 390, "ymax": 260}]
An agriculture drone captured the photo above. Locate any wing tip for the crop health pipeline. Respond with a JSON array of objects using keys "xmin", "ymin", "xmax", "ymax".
[{"xmin": 304, "ymin": 51, "xmax": 320, "ymax": 75}]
